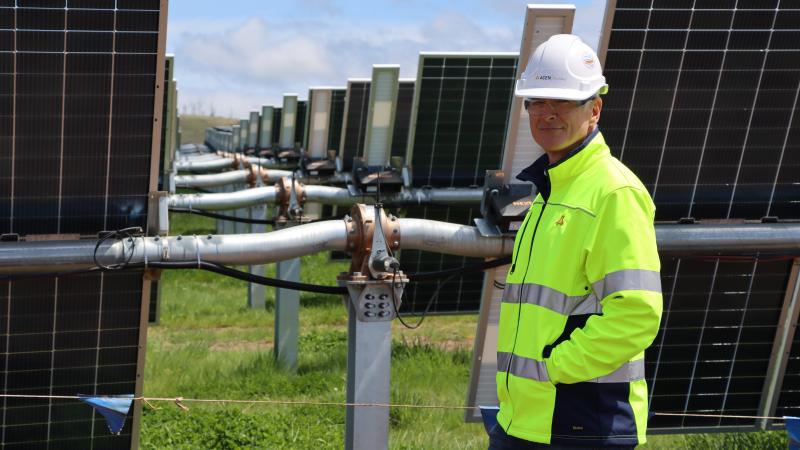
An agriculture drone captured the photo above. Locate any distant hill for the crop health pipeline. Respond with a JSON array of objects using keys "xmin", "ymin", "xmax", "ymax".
[{"xmin": 180, "ymin": 115, "xmax": 238, "ymax": 145}]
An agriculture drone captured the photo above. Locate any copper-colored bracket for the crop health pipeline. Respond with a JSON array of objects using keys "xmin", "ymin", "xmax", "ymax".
[
  {"xmin": 344, "ymin": 204, "xmax": 401, "ymax": 277},
  {"xmin": 275, "ymin": 177, "xmax": 307, "ymax": 220}
]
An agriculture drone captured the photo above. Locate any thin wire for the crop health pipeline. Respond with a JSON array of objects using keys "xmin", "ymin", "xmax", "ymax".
[{"xmin": 0, "ymin": 393, "xmax": 788, "ymax": 420}]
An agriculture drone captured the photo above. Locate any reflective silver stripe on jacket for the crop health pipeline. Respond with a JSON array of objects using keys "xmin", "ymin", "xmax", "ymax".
[
  {"xmin": 497, "ymin": 351, "xmax": 549, "ymax": 382},
  {"xmin": 502, "ymin": 283, "xmax": 601, "ymax": 315},
  {"xmin": 592, "ymin": 269, "xmax": 662, "ymax": 301},
  {"xmin": 498, "ymin": 352, "xmax": 644, "ymax": 384}
]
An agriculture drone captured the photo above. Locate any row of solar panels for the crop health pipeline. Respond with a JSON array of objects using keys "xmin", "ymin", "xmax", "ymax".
[{"xmin": 205, "ymin": 0, "xmax": 799, "ymax": 435}]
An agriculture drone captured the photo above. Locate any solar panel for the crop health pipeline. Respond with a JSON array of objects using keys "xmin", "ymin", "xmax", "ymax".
[
  {"xmin": 258, "ymin": 105, "xmax": 273, "ymax": 150},
  {"xmin": 279, "ymin": 94, "xmax": 297, "ymax": 150},
  {"xmin": 647, "ymin": 257, "xmax": 791, "ymax": 430},
  {"xmin": 0, "ymin": 0, "xmax": 166, "ymax": 447},
  {"xmin": 327, "ymin": 88, "xmax": 346, "ymax": 154},
  {"xmin": 271, "ymin": 107, "xmax": 282, "ymax": 147},
  {"xmin": 338, "ymin": 79, "xmax": 415, "ymax": 171},
  {"xmin": 294, "ymin": 99, "xmax": 306, "ymax": 150},
  {"xmin": 392, "ymin": 79, "xmax": 415, "ymax": 162},
  {"xmin": 305, "ymin": 88, "xmax": 335, "ymax": 158},
  {"xmin": 401, "ymin": 52, "xmax": 517, "ymax": 314},
  {"xmin": 339, "ymin": 79, "xmax": 370, "ymax": 171},
  {"xmin": 600, "ymin": 0, "xmax": 800, "ymax": 222}
]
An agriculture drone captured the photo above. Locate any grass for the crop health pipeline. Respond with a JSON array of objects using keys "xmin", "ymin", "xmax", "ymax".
[
  {"xmin": 180, "ymin": 115, "xmax": 238, "ymax": 145},
  {"xmin": 141, "ymin": 211, "xmax": 788, "ymax": 449}
]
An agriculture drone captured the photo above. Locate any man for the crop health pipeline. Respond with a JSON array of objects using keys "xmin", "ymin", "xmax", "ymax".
[{"xmin": 489, "ymin": 34, "xmax": 663, "ymax": 449}]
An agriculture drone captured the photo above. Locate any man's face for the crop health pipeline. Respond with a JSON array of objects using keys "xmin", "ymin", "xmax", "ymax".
[{"xmin": 527, "ymin": 97, "xmax": 602, "ymax": 154}]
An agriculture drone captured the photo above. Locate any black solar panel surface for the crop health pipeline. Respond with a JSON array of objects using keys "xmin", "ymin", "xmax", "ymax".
[
  {"xmin": 401, "ymin": 54, "xmax": 516, "ymax": 314},
  {"xmin": 340, "ymin": 81, "xmax": 369, "ymax": 171},
  {"xmin": 294, "ymin": 100, "xmax": 306, "ymax": 149},
  {"xmin": 271, "ymin": 107, "xmax": 281, "ymax": 147},
  {"xmin": 391, "ymin": 81, "xmax": 414, "ymax": 160},
  {"xmin": 327, "ymin": 89, "xmax": 346, "ymax": 154},
  {"xmin": 647, "ymin": 257, "xmax": 791, "ymax": 429},
  {"xmin": 603, "ymin": 0, "xmax": 800, "ymax": 222},
  {"xmin": 0, "ymin": 2, "xmax": 162, "ymax": 447}
]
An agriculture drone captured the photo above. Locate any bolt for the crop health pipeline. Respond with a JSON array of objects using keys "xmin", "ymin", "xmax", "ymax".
[
  {"xmin": 207, "ymin": 234, "xmax": 213, "ymax": 239},
  {"xmin": 365, "ymin": 311, "xmax": 376, "ymax": 318},
  {"xmin": 177, "ymin": 235, "xmax": 182, "ymax": 240},
  {"xmin": 365, "ymin": 303, "xmax": 375, "ymax": 309},
  {"xmin": 379, "ymin": 294, "xmax": 388, "ymax": 300},
  {"xmin": 393, "ymin": 229, "xmax": 398, "ymax": 234},
  {"xmin": 153, "ymin": 236, "xmax": 159, "ymax": 241},
  {"xmin": 378, "ymin": 311, "xmax": 390, "ymax": 318},
  {"xmin": 365, "ymin": 294, "xmax": 375, "ymax": 300},
  {"xmin": 379, "ymin": 302, "xmax": 389, "ymax": 309},
  {"xmin": 392, "ymin": 241, "xmax": 399, "ymax": 247}
]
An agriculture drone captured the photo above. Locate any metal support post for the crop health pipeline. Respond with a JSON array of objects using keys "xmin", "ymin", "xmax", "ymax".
[
  {"xmin": 274, "ymin": 220, "xmax": 301, "ymax": 370},
  {"xmin": 345, "ymin": 299, "xmax": 392, "ymax": 450},
  {"xmin": 247, "ymin": 203, "xmax": 267, "ymax": 309},
  {"xmin": 340, "ymin": 204, "xmax": 407, "ymax": 450}
]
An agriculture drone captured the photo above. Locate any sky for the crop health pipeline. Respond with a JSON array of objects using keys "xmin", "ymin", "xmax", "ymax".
[{"xmin": 166, "ymin": 0, "xmax": 606, "ymax": 118}]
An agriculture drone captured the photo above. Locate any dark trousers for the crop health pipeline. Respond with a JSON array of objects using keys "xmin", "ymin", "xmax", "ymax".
[{"xmin": 488, "ymin": 424, "xmax": 636, "ymax": 450}]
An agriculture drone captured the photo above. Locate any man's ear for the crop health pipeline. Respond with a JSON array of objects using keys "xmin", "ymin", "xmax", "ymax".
[{"xmin": 590, "ymin": 97, "xmax": 603, "ymax": 126}]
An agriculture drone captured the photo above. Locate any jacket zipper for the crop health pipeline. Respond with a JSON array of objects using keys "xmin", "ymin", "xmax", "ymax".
[{"xmin": 504, "ymin": 200, "xmax": 547, "ymax": 432}]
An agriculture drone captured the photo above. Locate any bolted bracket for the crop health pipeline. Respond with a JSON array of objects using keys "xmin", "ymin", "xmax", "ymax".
[
  {"xmin": 340, "ymin": 275, "xmax": 408, "ymax": 322},
  {"xmin": 343, "ymin": 204, "xmax": 401, "ymax": 276},
  {"xmin": 339, "ymin": 204, "xmax": 407, "ymax": 322}
]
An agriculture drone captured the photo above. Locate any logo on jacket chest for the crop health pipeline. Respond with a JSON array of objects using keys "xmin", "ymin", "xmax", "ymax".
[{"xmin": 555, "ymin": 214, "xmax": 565, "ymax": 226}]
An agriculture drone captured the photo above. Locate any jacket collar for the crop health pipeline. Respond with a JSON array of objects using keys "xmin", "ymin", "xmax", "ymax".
[{"xmin": 516, "ymin": 128, "xmax": 607, "ymax": 201}]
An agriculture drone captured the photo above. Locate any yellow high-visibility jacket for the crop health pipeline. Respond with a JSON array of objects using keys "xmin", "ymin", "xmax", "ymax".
[{"xmin": 496, "ymin": 129, "xmax": 663, "ymax": 447}]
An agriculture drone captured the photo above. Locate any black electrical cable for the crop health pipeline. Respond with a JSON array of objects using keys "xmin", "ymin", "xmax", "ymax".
[
  {"xmin": 390, "ymin": 267, "xmax": 459, "ymax": 330},
  {"xmin": 170, "ymin": 208, "xmax": 277, "ymax": 225},
  {"xmin": 169, "ymin": 208, "xmax": 347, "ymax": 226},
  {"xmin": 93, "ymin": 227, "xmax": 142, "ymax": 270},
  {"xmin": 123, "ymin": 261, "xmax": 348, "ymax": 295}
]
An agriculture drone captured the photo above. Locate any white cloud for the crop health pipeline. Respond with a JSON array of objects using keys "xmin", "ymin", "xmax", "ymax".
[{"xmin": 171, "ymin": 12, "xmax": 521, "ymax": 119}]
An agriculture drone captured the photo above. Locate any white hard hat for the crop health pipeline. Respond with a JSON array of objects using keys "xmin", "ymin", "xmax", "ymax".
[{"xmin": 515, "ymin": 34, "xmax": 608, "ymax": 101}]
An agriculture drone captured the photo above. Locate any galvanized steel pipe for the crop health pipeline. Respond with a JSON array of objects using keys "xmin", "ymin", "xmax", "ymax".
[
  {"xmin": 175, "ymin": 158, "xmax": 236, "ymax": 173},
  {"xmin": 169, "ymin": 186, "xmax": 277, "ymax": 210},
  {"xmin": 656, "ymin": 223, "xmax": 800, "ymax": 256},
  {"xmin": 398, "ymin": 218, "xmax": 515, "ymax": 257},
  {"xmin": 174, "ymin": 169, "xmax": 294, "ymax": 189},
  {"xmin": 0, "ymin": 222, "xmax": 796, "ymax": 274}
]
